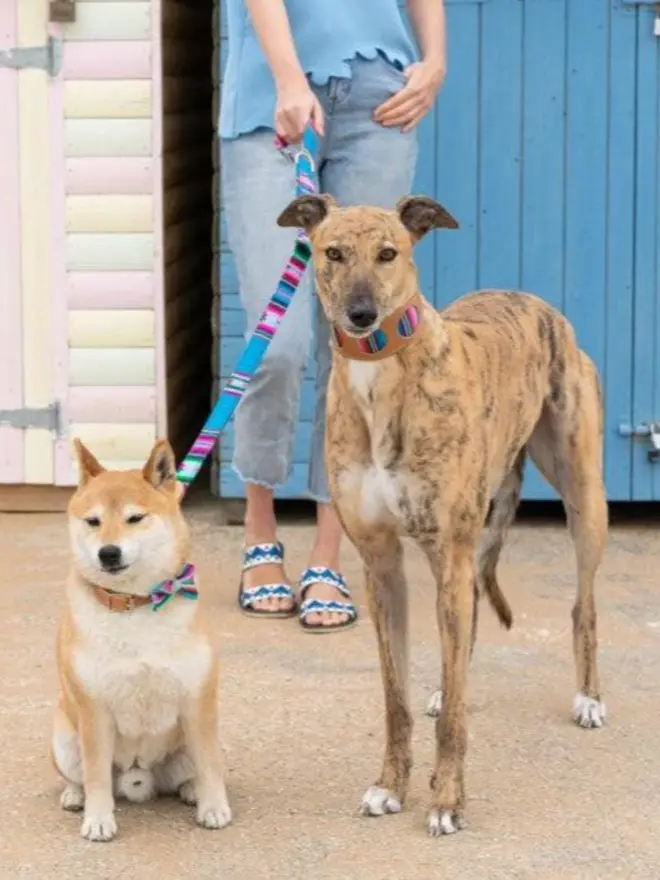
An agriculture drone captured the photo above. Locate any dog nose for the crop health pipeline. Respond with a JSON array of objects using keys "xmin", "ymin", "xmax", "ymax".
[
  {"xmin": 98, "ymin": 544, "xmax": 123, "ymax": 570},
  {"xmin": 346, "ymin": 294, "xmax": 378, "ymax": 329}
]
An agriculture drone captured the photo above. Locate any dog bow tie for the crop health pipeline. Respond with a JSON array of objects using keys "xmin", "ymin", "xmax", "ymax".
[{"xmin": 149, "ymin": 563, "xmax": 199, "ymax": 611}]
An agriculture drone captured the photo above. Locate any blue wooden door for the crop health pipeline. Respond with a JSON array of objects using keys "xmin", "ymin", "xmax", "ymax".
[{"xmin": 216, "ymin": 0, "xmax": 660, "ymax": 501}]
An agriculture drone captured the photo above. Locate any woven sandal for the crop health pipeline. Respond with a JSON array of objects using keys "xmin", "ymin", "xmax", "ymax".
[
  {"xmin": 298, "ymin": 567, "xmax": 358, "ymax": 633},
  {"xmin": 238, "ymin": 542, "xmax": 297, "ymax": 619}
]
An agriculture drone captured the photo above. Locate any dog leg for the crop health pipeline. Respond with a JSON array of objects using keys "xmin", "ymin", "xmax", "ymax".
[
  {"xmin": 78, "ymin": 705, "xmax": 117, "ymax": 842},
  {"xmin": 528, "ymin": 358, "xmax": 607, "ymax": 728},
  {"xmin": 52, "ymin": 703, "xmax": 85, "ymax": 812},
  {"xmin": 425, "ymin": 537, "xmax": 474, "ymax": 836},
  {"xmin": 426, "ymin": 457, "xmax": 521, "ymax": 718},
  {"xmin": 182, "ymin": 670, "xmax": 232, "ymax": 830},
  {"xmin": 356, "ymin": 532, "xmax": 412, "ymax": 817}
]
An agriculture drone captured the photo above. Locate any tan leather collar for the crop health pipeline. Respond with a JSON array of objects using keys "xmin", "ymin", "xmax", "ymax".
[
  {"xmin": 332, "ymin": 294, "xmax": 423, "ymax": 361},
  {"xmin": 93, "ymin": 587, "xmax": 151, "ymax": 613}
]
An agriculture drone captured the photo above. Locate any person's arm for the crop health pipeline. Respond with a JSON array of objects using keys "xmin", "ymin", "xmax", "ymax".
[
  {"xmin": 374, "ymin": 0, "xmax": 447, "ymax": 132},
  {"xmin": 245, "ymin": 0, "xmax": 324, "ymax": 140},
  {"xmin": 407, "ymin": 0, "xmax": 446, "ymax": 74}
]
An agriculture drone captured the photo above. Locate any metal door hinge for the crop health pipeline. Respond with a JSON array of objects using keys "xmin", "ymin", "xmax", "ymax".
[
  {"xmin": 618, "ymin": 421, "xmax": 660, "ymax": 462},
  {"xmin": 0, "ymin": 403, "xmax": 61, "ymax": 434},
  {"xmin": 49, "ymin": 0, "xmax": 76, "ymax": 23},
  {"xmin": 0, "ymin": 37, "xmax": 62, "ymax": 78}
]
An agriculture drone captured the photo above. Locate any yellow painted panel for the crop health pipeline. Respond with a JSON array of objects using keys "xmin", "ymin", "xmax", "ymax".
[
  {"xmin": 62, "ymin": 3, "xmax": 151, "ymax": 41},
  {"xmin": 66, "ymin": 195, "xmax": 153, "ymax": 233},
  {"xmin": 69, "ymin": 348, "xmax": 156, "ymax": 385},
  {"xmin": 69, "ymin": 310, "xmax": 155, "ymax": 348},
  {"xmin": 18, "ymin": 0, "xmax": 53, "ymax": 484},
  {"xmin": 67, "ymin": 233, "xmax": 154, "ymax": 271},
  {"xmin": 65, "ymin": 81, "xmax": 152, "ymax": 119},
  {"xmin": 65, "ymin": 119, "xmax": 152, "ymax": 157},
  {"xmin": 70, "ymin": 423, "xmax": 156, "ymax": 463}
]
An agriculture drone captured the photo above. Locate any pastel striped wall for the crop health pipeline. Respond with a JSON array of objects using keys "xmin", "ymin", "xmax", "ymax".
[{"xmin": 53, "ymin": 0, "xmax": 163, "ymax": 484}]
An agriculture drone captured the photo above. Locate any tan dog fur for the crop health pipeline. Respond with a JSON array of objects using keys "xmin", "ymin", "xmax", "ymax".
[
  {"xmin": 278, "ymin": 193, "xmax": 608, "ymax": 836},
  {"xmin": 52, "ymin": 439, "xmax": 231, "ymax": 841}
]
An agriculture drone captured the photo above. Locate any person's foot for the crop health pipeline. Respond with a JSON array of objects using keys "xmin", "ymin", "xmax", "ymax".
[{"xmin": 239, "ymin": 539, "xmax": 296, "ymax": 615}]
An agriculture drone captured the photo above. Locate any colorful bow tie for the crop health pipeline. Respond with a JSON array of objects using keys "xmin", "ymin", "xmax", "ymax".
[{"xmin": 149, "ymin": 563, "xmax": 199, "ymax": 612}]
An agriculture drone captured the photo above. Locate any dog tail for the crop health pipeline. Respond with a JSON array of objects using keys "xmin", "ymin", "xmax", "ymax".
[{"xmin": 476, "ymin": 449, "xmax": 526, "ymax": 631}]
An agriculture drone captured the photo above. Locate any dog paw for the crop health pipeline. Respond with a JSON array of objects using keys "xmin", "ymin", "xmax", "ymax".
[
  {"xmin": 179, "ymin": 780, "xmax": 197, "ymax": 805},
  {"xmin": 427, "ymin": 808, "xmax": 464, "ymax": 837},
  {"xmin": 360, "ymin": 785, "xmax": 402, "ymax": 817},
  {"xmin": 81, "ymin": 812, "xmax": 117, "ymax": 842},
  {"xmin": 426, "ymin": 689, "xmax": 443, "ymax": 717},
  {"xmin": 60, "ymin": 784, "xmax": 84, "ymax": 812},
  {"xmin": 572, "ymin": 693, "xmax": 606, "ymax": 729},
  {"xmin": 196, "ymin": 801, "xmax": 232, "ymax": 830}
]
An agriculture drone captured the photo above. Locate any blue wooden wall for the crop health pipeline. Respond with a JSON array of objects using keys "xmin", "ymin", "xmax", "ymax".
[{"xmin": 217, "ymin": 0, "xmax": 660, "ymax": 501}]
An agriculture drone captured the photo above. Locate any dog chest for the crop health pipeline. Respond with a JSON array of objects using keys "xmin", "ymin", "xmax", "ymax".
[{"xmin": 71, "ymin": 600, "xmax": 212, "ymax": 738}]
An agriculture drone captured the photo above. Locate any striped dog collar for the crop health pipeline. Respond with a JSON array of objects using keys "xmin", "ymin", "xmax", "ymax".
[{"xmin": 331, "ymin": 294, "xmax": 424, "ymax": 361}]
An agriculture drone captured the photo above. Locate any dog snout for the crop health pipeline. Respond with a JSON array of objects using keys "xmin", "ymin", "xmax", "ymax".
[
  {"xmin": 98, "ymin": 544, "xmax": 123, "ymax": 571},
  {"xmin": 346, "ymin": 283, "xmax": 378, "ymax": 330}
]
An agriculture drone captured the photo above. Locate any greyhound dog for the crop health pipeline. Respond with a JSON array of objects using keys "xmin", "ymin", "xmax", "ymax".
[{"xmin": 277, "ymin": 193, "xmax": 607, "ymax": 837}]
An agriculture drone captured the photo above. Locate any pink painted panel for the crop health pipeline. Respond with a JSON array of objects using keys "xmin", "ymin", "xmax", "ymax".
[
  {"xmin": 0, "ymin": 1, "xmax": 23, "ymax": 482},
  {"xmin": 67, "ymin": 271, "xmax": 154, "ymax": 309},
  {"xmin": 68, "ymin": 386, "xmax": 156, "ymax": 423},
  {"xmin": 49, "ymin": 21, "xmax": 72, "ymax": 486},
  {"xmin": 66, "ymin": 157, "xmax": 153, "ymax": 195},
  {"xmin": 151, "ymin": 0, "xmax": 166, "ymax": 437},
  {"xmin": 63, "ymin": 41, "xmax": 151, "ymax": 80}
]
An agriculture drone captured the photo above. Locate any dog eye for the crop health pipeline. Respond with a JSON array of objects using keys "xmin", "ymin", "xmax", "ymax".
[
  {"xmin": 84, "ymin": 516, "xmax": 101, "ymax": 528},
  {"xmin": 378, "ymin": 247, "xmax": 398, "ymax": 263},
  {"xmin": 126, "ymin": 513, "xmax": 146, "ymax": 525},
  {"xmin": 325, "ymin": 246, "xmax": 343, "ymax": 262}
]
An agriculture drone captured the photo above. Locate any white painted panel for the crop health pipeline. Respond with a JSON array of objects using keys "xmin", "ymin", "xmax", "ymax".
[
  {"xmin": 62, "ymin": 2, "xmax": 151, "ymax": 41},
  {"xmin": 66, "ymin": 233, "xmax": 154, "ymax": 271},
  {"xmin": 66, "ymin": 195, "xmax": 153, "ymax": 233},
  {"xmin": 69, "ymin": 347, "xmax": 156, "ymax": 385},
  {"xmin": 65, "ymin": 119, "xmax": 152, "ymax": 157},
  {"xmin": 69, "ymin": 422, "xmax": 156, "ymax": 463},
  {"xmin": 64, "ymin": 80, "xmax": 152, "ymax": 119},
  {"xmin": 68, "ymin": 309, "xmax": 155, "ymax": 347}
]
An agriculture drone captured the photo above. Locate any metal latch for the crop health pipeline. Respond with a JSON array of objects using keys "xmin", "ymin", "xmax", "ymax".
[
  {"xmin": 50, "ymin": 1, "xmax": 76, "ymax": 23},
  {"xmin": 0, "ymin": 403, "xmax": 61, "ymax": 433},
  {"xmin": 0, "ymin": 37, "xmax": 62, "ymax": 78},
  {"xmin": 618, "ymin": 421, "xmax": 660, "ymax": 462}
]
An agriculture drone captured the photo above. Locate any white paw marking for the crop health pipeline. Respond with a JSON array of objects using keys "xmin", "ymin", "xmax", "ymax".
[
  {"xmin": 572, "ymin": 692, "xmax": 606, "ymax": 729},
  {"xmin": 81, "ymin": 812, "xmax": 117, "ymax": 842},
  {"xmin": 427, "ymin": 808, "xmax": 463, "ymax": 837},
  {"xmin": 179, "ymin": 780, "xmax": 197, "ymax": 805},
  {"xmin": 60, "ymin": 784, "xmax": 84, "ymax": 812},
  {"xmin": 426, "ymin": 689, "xmax": 443, "ymax": 717},
  {"xmin": 360, "ymin": 785, "xmax": 402, "ymax": 817},
  {"xmin": 197, "ymin": 801, "xmax": 232, "ymax": 830}
]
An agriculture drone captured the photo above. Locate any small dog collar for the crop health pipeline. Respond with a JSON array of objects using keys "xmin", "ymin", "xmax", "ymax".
[
  {"xmin": 332, "ymin": 294, "xmax": 423, "ymax": 361},
  {"xmin": 92, "ymin": 563, "xmax": 199, "ymax": 613}
]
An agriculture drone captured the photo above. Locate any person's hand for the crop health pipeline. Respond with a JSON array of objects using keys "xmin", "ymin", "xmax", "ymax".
[
  {"xmin": 275, "ymin": 76, "xmax": 325, "ymax": 143},
  {"xmin": 373, "ymin": 59, "xmax": 446, "ymax": 133}
]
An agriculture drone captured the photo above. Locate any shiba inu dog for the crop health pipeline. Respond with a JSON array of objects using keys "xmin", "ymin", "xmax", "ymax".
[{"xmin": 51, "ymin": 438, "xmax": 231, "ymax": 842}]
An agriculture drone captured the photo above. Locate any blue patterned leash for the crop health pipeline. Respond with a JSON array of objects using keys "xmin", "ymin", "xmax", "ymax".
[{"xmin": 176, "ymin": 126, "xmax": 320, "ymax": 490}]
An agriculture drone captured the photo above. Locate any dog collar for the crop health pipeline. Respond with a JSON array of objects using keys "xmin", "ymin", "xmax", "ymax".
[
  {"xmin": 332, "ymin": 294, "xmax": 423, "ymax": 361},
  {"xmin": 92, "ymin": 563, "xmax": 199, "ymax": 613}
]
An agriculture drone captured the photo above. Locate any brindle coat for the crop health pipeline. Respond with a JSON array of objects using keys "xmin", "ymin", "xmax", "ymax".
[{"xmin": 277, "ymin": 193, "xmax": 608, "ymax": 837}]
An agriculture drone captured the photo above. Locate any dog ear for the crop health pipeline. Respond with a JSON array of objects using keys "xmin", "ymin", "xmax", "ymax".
[
  {"xmin": 143, "ymin": 439, "xmax": 177, "ymax": 490},
  {"xmin": 396, "ymin": 196, "xmax": 459, "ymax": 241},
  {"xmin": 276, "ymin": 194, "xmax": 337, "ymax": 233},
  {"xmin": 72, "ymin": 438, "xmax": 105, "ymax": 488}
]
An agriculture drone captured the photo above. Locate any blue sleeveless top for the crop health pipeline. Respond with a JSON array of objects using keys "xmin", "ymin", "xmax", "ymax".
[{"xmin": 219, "ymin": 0, "xmax": 417, "ymax": 139}]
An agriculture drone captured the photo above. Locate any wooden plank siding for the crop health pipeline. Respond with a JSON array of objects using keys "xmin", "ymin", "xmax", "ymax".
[{"xmin": 53, "ymin": 0, "xmax": 159, "ymax": 483}]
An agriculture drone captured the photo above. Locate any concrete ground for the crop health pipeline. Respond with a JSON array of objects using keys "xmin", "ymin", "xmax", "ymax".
[{"xmin": 1, "ymin": 498, "xmax": 659, "ymax": 879}]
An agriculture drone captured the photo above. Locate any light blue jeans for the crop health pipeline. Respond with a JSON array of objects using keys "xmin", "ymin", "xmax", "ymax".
[{"xmin": 221, "ymin": 55, "xmax": 418, "ymax": 503}]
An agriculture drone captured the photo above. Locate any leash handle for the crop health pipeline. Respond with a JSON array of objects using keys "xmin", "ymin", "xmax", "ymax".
[{"xmin": 175, "ymin": 125, "xmax": 319, "ymax": 491}]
